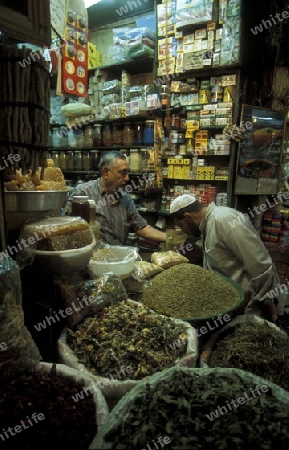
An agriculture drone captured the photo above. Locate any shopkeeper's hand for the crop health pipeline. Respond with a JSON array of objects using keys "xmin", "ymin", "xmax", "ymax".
[{"xmin": 263, "ymin": 300, "xmax": 278, "ymax": 323}]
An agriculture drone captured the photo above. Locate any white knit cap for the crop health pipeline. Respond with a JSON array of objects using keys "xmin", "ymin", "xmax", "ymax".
[{"xmin": 170, "ymin": 194, "xmax": 197, "ymax": 214}]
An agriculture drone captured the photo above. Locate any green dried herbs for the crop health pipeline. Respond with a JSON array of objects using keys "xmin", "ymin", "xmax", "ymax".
[
  {"xmin": 209, "ymin": 322, "xmax": 289, "ymax": 391},
  {"xmin": 0, "ymin": 367, "xmax": 98, "ymax": 449},
  {"xmin": 141, "ymin": 263, "xmax": 241, "ymax": 319},
  {"xmin": 67, "ymin": 300, "xmax": 188, "ymax": 380},
  {"xmin": 94, "ymin": 368, "xmax": 289, "ymax": 450}
]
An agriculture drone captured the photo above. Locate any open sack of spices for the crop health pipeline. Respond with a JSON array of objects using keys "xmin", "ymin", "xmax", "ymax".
[
  {"xmin": 58, "ymin": 299, "xmax": 198, "ymax": 400},
  {"xmin": 141, "ymin": 263, "xmax": 245, "ymax": 325},
  {"xmin": 91, "ymin": 366, "xmax": 289, "ymax": 450},
  {"xmin": 199, "ymin": 314, "xmax": 289, "ymax": 392},
  {"xmin": 0, "ymin": 362, "xmax": 109, "ymax": 450},
  {"xmin": 0, "ymin": 256, "xmax": 42, "ymax": 381}
]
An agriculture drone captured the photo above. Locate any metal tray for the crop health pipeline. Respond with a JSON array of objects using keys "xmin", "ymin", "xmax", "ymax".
[{"xmin": 4, "ymin": 189, "xmax": 72, "ymax": 212}]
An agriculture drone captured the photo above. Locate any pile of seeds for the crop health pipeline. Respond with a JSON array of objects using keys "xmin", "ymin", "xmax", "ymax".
[
  {"xmin": 94, "ymin": 368, "xmax": 289, "ymax": 449},
  {"xmin": 209, "ymin": 322, "xmax": 289, "ymax": 391},
  {"xmin": 67, "ymin": 300, "xmax": 188, "ymax": 380},
  {"xmin": 141, "ymin": 263, "xmax": 241, "ymax": 319},
  {"xmin": 0, "ymin": 368, "xmax": 98, "ymax": 449}
]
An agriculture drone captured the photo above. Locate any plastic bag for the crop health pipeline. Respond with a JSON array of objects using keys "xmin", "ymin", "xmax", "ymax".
[
  {"xmin": 134, "ymin": 261, "xmax": 164, "ymax": 279},
  {"xmin": 54, "ymin": 273, "xmax": 128, "ymax": 329},
  {"xmin": 0, "ymin": 257, "xmax": 41, "ymax": 381},
  {"xmin": 151, "ymin": 250, "xmax": 189, "ymax": 269},
  {"xmin": 58, "ymin": 299, "xmax": 198, "ymax": 400}
]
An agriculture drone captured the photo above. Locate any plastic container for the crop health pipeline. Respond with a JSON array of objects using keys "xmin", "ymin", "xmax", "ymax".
[{"xmin": 88, "ymin": 245, "xmax": 139, "ymax": 279}]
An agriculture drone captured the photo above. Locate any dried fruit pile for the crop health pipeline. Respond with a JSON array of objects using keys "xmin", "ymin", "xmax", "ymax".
[
  {"xmin": 0, "ymin": 368, "xmax": 98, "ymax": 449},
  {"xmin": 141, "ymin": 263, "xmax": 241, "ymax": 318},
  {"xmin": 209, "ymin": 322, "xmax": 289, "ymax": 391},
  {"xmin": 67, "ymin": 300, "xmax": 188, "ymax": 379}
]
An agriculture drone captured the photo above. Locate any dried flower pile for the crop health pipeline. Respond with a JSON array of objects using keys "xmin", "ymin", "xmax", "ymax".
[{"xmin": 67, "ymin": 300, "xmax": 188, "ymax": 380}]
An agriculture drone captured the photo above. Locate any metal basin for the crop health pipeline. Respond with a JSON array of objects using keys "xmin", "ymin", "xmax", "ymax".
[{"xmin": 4, "ymin": 189, "xmax": 72, "ymax": 212}]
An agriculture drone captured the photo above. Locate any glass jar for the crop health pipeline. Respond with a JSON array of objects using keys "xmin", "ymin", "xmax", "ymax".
[
  {"xmin": 134, "ymin": 122, "xmax": 143, "ymax": 145},
  {"xmin": 84, "ymin": 125, "xmax": 94, "ymax": 148},
  {"xmin": 90, "ymin": 150, "xmax": 100, "ymax": 171},
  {"xmin": 71, "ymin": 195, "xmax": 90, "ymax": 222},
  {"xmin": 77, "ymin": 128, "xmax": 85, "ymax": 147},
  {"xmin": 59, "ymin": 126, "xmax": 68, "ymax": 147},
  {"xmin": 140, "ymin": 148, "xmax": 149, "ymax": 172},
  {"xmin": 51, "ymin": 127, "xmax": 61, "ymax": 148},
  {"xmin": 129, "ymin": 149, "xmax": 141, "ymax": 173},
  {"xmin": 82, "ymin": 150, "xmax": 91, "ymax": 171},
  {"xmin": 74, "ymin": 150, "xmax": 82, "ymax": 171},
  {"xmin": 103, "ymin": 123, "xmax": 113, "ymax": 147},
  {"xmin": 59, "ymin": 151, "xmax": 67, "ymax": 171},
  {"xmin": 123, "ymin": 122, "xmax": 134, "ymax": 146},
  {"xmin": 143, "ymin": 120, "xmax": 154, "ymax": 145},
  {"xmin": 67, "ymin": 129, "xmax": 78, "ymax": 148},
  {"xmin": 112, "ymin": 122, "xmax": 123, "ymax": 145},
  {"xmin": 51, "ymin": 150, "xmax": 59, "ymax": 167},
  {"xmin": 93, "ymin": 124, "xmax": 102, "ymax": 146},
  {"xmin": 66, "ymin": 150, "xmax": 74, "ymax": 170}
]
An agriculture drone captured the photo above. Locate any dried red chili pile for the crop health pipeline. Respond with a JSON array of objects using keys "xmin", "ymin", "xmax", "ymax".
[{"xmin": 0, "ymin": 368, "xmax": 98, "ymax": 449}]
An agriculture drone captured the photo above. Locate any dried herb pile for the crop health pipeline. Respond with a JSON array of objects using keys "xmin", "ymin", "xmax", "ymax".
[
  {"xmin": 0, "ymin": 369, "xmax": 98, "ymax": 449},
  {"xmin": 141, "ymin": 263, "xmax": 240, "ymax": 319},
  {"xmin": 209, "ymin": 322, "xmax": 289, "ymax": 391},
  {"xmin": 98, "ymin": 369, "xmax": 289, "ymax": 449},
  {"xmin": 67, "ymin": 300, "xmax": 188, "ymax": 380}
]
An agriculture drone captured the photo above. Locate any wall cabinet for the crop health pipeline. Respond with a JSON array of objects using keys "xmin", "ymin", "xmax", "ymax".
[{"xmin": 0, "ymin": 0, "xmax": 51, "ymax": 47}]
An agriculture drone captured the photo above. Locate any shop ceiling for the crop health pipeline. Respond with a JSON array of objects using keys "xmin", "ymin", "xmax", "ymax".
[{"xmin": 87, "ymin": 0, "xmax": 154, "ymax": 29}]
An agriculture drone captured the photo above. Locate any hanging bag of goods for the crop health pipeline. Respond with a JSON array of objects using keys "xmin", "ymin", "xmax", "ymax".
[
  {"xmin": 199, "ymin": 313, "xmax": 289, "ymax": 392},
  {"xmin": 0, "ymin": 256, "xmax": 41, "ymax": 382},
  {"xmin": 58, "ymin": 299, "xmax": 198, "ymax": 401},
  {"xmin": 0, "ymin": 44, "xmax": 50, "ymax": 174}
]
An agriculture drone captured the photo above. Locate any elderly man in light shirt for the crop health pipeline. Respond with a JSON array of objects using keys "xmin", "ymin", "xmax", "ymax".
[{"xmin": 170, "ymin": 194, "xmax": 280, "ymax": 323}]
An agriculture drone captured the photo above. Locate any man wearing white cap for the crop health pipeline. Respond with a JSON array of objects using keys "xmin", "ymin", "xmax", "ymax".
[{"xmin": 170, "ymin": 194, "xmax": 279, "ymax": 322}]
